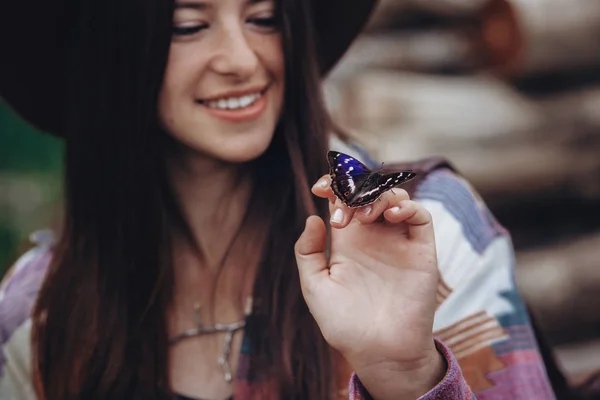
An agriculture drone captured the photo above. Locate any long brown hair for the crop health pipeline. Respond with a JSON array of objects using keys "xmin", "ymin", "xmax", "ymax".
[{"xmin": 31, "ymin": 0, "xmax": 334, "ymax": 398}]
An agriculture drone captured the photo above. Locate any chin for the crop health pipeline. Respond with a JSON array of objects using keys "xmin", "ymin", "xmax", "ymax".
[
  {"xmin": 166, "ymin": 114, "xmax": 280, "ymax": 164},
  {"xmin": 215, "ymin": 139, "xmax": 273, "ymax": 164}
]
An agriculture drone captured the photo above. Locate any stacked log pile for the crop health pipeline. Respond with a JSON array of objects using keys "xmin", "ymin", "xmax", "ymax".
[{"xmin": 324, "ymin": 0, "xmax": 600, "ymax": 385}]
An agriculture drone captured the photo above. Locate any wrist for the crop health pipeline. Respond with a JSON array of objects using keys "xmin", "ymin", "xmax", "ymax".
[{"xmin": 353, "ymin": 344, "xmax": 447, "ymax": 400}]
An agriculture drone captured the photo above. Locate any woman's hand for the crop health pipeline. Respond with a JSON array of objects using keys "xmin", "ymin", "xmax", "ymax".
[{"xmin": 294, "ymin": 175, "xmax": 446, "ymax": 400}]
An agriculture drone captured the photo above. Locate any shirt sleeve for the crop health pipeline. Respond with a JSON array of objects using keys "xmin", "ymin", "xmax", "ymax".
[
  {"xmin": 0, "ymin": 231, "xmax": 54, "ymax": 400},
  {"xmin": 415, "ymin": 169, "xmax": 556, "ymax": 399},
  {"xmin": 348, "ymin": 338, "xmax": 475, "ymax": 400}
]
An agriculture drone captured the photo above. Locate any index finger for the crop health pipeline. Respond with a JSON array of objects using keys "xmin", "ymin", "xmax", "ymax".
[{"xmin": 311, "ymin": 174, "xmax": 336, "ymax": 203}]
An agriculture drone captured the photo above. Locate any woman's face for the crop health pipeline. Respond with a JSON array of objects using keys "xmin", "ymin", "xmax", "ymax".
[{"xmin": 159, "ymin": 0, "xmax": 284, "ymax": 163}]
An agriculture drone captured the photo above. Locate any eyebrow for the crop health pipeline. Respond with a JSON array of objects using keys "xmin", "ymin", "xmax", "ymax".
[
  {"xmin": 174, "ymin": 0, "xmax": 270, "ymax": 9},
  {"xmin": 175, "ymin": 2, "xmax": 209, "ymax": 10}
]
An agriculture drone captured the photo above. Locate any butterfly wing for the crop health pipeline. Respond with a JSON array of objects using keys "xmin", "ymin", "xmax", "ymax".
[
  {"xmin": 377, "ymin": 171, "xmax": 417, "ymax": 191},
  {"xmin": 327, "ymin": 151, "xmax": 373, "ymax": 205},
  {"xmin": 340, "ymin": 171, "xmax": 415, "ymax": 207},
  {"xmin": 327, "ymin": 151, "xmax": 417, "ymax": 208}
]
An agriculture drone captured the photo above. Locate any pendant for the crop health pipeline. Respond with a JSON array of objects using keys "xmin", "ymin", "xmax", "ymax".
[{"xmin": 168, "ymin": 297, "xmax": 253, "ymax": 383}]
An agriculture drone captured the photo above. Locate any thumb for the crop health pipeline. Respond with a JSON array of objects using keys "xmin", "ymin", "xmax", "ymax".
[{"xmin": 294, "ymin": 215, "xmax": 328, "ymax": 283}]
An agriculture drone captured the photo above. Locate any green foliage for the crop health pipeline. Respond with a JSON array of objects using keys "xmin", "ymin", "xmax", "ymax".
[
  {"xmin": 0, "ymin": 100, "xmax": 64, "ymax": 278},
  {"xmin": 0, "ymin": 102, "xmax": 64, "ymax": 171}
]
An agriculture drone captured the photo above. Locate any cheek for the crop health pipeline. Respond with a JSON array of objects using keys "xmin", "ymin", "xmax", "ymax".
[
  {"xmin": 253, "ymin": 35, "xmax": 284, "ymax": 82},
  {"xmin": 157, "ymin": 46, "xmax": 202, "ymax": 128},
  {"xmin": 163, "ymin": 49, "xmax": 197, "ymax": 95},
  {"xmin": 158, "ymin": 53, "xmax": 180, "ymax": 126},
  {"xmin": 157, "ymin": 83, "xmax": 178, "ymax": 134},
  {"xmin": 270, "ymin": 38, "xmax": 285, "ymax": 82},
  {"xmin": 257, "ymin": 36, "xmax": 285, "ymax": 115}
]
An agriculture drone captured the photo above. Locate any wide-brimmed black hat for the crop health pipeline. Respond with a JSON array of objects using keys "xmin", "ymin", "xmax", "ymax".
[{"xmin": 0, "ymin": 0, "xmax": 377, "ymax": 137}]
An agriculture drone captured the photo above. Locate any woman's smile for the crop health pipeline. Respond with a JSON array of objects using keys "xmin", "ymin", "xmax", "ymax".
[{"xmin": 196, "ymin": 84, "xmax": 270, "ymax": 123}]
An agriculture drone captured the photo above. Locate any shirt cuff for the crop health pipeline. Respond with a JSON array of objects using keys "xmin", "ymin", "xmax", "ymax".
[{"xmin": 348, "ymin": 338, "xmax": 474, "ymax": 400}]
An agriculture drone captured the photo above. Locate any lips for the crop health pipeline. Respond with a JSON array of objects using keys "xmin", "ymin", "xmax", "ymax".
[
  {"xmin": 197, "ymin": 85, "xmax": 269, "ymax": 110},
  {"xmin": 197, "ymin": 85, "xmax": 270, "ymax": 123},
  {"xmin": 204, "ymin": 92, "xmax": 262, "ymax": 110}
]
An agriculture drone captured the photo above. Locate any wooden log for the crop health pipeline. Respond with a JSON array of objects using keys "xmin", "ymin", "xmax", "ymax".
[
  {"xmin": 325, "ymin": 71, "xmax": 544, "ymax": 141},
  {"xmin": 362, "ymin": 0, "xmax": 600, "ymax": 76},
  {"xmin": 406, "ymin": 0, "xmax": 496, "ymax": 18},
  {"xmin": 515, "ymin": 233, "xmax": 600, "ymax": 346},
  {"xmin": 553, "ymin": 338, "xmax": 600, "ymax": 386},
  {"xmin": 537, "ymin": 87, "xmax": 600, "ymax": 137},
  {"xmin": 479, "ymin": 0, "xmax": 600, "ymax": 76},
  {"xmin": 366, "ymin": 132, "xmax": 600, "ymax": 200},
  {"xmin": 327, "ymin": 70, "xmax": 600, "ymax": 144},
  {"xmin": 324, "ymin": 71, "xmax": 600, "ymax": 199},
  {"xmin": 364, "ymin": 0, "xmax": 411, "ymax": 32},
  {"xmin": 330, "ymin": 30, "xmax": 483, "ymax": 76},
  {"xmin": 365, "ymin": 0, "xmax": 502, "ymax": 31}
]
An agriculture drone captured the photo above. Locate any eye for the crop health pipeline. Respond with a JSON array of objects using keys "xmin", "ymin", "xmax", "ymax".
[
  {"xmin": 247, "ymin": 12, "xmax": 279, "ymax": 32},
  {"xmin": 248, "ymin": 16, "xmax": 277, "ymax": 28},
  {"xmin": 172, "ymin": 23, "xmax": 208, "ymax": 36}
]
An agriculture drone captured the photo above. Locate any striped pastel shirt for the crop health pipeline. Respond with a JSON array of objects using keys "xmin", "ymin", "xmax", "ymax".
[{"xmin": 0, "ymin": 141, "xmax": 555, "ymax": 399}]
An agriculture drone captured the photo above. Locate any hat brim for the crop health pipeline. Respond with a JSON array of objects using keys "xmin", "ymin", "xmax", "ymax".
[
  {"xmin": 0, "ymin": 0, "xmax": 377, "ymax": 137},
  {"xmin": 315, "ymin": 0, "xmax": 378, "ymax": 75}
]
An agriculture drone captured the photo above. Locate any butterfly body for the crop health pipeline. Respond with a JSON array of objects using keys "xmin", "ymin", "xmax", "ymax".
[{"xmin": 327, "ymin": 151, "xmax": 416, "ymax": 208}]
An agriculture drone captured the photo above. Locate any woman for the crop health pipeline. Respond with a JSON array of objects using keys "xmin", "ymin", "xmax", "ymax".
[{"xmin": 0, "ymin": 0, "xmax": 555, "ymax": 398}]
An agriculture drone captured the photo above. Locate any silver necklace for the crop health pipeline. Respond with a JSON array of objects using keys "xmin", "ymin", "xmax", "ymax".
[{"xmin": 169, "ymin": 296, "xmax": 253, "ymax": 383}]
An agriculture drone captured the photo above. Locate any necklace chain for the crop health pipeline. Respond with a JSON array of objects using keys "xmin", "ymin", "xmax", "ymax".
[{"xmin": 169, "ymin": 296, "xmax": 253, "ymax": 383}]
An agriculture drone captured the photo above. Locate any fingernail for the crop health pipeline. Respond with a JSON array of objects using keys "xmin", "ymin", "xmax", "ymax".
[
  {"xmin": 331, "ymin": 208, "xmax": 344, "ymax": 224},
  {"xmin": 360, "ymin": 205, "xmax": 372, "ymax": 216},
  {"xmin": 313, "ymin": 179, "xmax": 328, "ymax": 189},
  {"xmin": 390, "ymin": 206, "xmax": 401, "ymax": 213}
]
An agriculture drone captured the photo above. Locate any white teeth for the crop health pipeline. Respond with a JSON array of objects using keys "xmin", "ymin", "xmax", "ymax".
[
  {"xmin": 204, "ymin": 92, "xmax": 262, "ymax": 110},
  {"xmin": 227, "ymin": 98, "xmax": 240, "ymax": 109},
  {"xmin": 239, "ymin": 95, "xmax": 253, "ymax": 107}
]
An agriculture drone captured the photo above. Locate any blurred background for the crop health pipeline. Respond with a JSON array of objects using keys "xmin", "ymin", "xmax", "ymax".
[
  {"xmin": 1, "ymin": 0, "xmax": 599, "ymax": 392},
  {"xmin": 322, "ymin": 0, "xmax": 600, "ymax": 390}
]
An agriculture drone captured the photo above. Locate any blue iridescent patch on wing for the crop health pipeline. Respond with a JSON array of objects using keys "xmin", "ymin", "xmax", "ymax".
[{"xmin": 327, "ymin": 150, "xmax": 416, "ymax": 208}]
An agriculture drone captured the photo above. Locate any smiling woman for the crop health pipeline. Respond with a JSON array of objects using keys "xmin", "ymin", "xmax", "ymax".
[
  {"xmin": 0, "ymin": 0, "xmax": 555, "ymax": 399},
  {"xmin": 159, "ymin": 0, "xmax": 285, "ymax": 164}
]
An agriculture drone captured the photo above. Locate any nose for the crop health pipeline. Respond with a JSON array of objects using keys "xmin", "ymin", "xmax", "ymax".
[{"xmin": 210, "ymin": 24, "xmax": 259, "ymax": 79}]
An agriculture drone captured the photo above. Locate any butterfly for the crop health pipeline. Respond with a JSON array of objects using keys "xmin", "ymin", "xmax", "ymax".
[{"xmin": 326, "ymin": 150, "xmax": 417, "ymax": 208}]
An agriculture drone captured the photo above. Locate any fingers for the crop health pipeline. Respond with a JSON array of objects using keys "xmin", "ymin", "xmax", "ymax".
[
  {"xmin": 310, "ymin": 176, "xmax": 429, "ymax": 237},
  {"xmin": 312, "ymin": 174, "xmax": 357, "ymax": 229},
  {"xmin": 354, "ymin": 188, "xmax": 410, "ymax": 224},
  {"xmin": 294, "ymin": 215, "xmax": 329, "ymax": 281},
  {"xmin": 311, "ymin": 174, "xmax": 336, "ymax": 204},
  {"xmin": 383, "ymin": 200, "xmax": 434, "ymax": 242},
  {"xmin": 328, "ymin": 198, "xmax": 357, "ymax": 229},
  {"xmin": 346, "ymin": 187, "xmax": 433, "ymax": 242}
]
